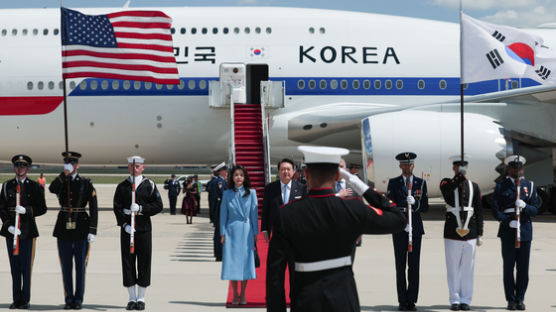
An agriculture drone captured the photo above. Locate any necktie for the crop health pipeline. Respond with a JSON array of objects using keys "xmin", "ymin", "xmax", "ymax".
[{"xmin": 283, "ymin": 184, "xmax": 289, "ymax": 203}]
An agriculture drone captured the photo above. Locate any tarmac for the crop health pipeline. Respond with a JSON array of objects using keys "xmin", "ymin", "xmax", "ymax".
[{"xmin": 0, "ymin": 184, "xmax": 555, "ymax": 311}]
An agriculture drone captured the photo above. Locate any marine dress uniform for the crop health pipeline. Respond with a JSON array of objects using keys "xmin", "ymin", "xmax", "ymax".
[
  {"xmin": 0, "ymin": 155, "xmax": 47, "ymax": 309},
  {"xmin": 266, "ymin": 146, "xmax": 406, "ymax": 312},
  {"xmin": 387, "ymin": 152, "xmax": 428, "ymax": 311},
  {"xmin": 440, "ymin": 157, "xmax": 483, "ymax": 311},
  {"xmin": 48, "ymin": 151, "xmax": 98, "ymax": 309},
  {"xmin": 492, "ymin": 156, "xmax": 538, "ymax": 311},
  {"xmin": 113, "ymin": 156, "xmax": 163, "ymax": 310}
]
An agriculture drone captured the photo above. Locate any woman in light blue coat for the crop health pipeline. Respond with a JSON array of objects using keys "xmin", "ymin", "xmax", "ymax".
[{"xmin": 220, "ymin": 164, "xmax": 259, "ymax": 305}]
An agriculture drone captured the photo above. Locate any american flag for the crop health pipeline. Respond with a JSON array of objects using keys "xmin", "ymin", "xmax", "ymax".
[{"xmin": 61, "ymin": 7, "xmax": 179, "ymax": 84}]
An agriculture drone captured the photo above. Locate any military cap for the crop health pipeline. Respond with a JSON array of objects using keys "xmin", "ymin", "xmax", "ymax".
[
  {"xmin": 62, "ymin": 151, "xmax": 82, "ymax": 164},
  {"xmin": 395, "ymin": 152, "xmax": 417, "ymax": 164},
  {"xmin": 505, "ymin": 155, "xmax": 526, "ymax": 168},
  {"xmin": 449, "ymin": 154, "xmax": 469, "ymax": 166},
  {"xmin": 298, "ymin": 145, "xmax": 349, "ymax": 164},
  {"xmin": 11, "ymin": 154, "xmax": 32, "ymax": 166},
  {"xmin": 127, "ymin": 155, "xmax": 145, "ymax": 164},
  {"xmin": 214, "ymin": 162, "xmax": 227, "ymax": 172}
]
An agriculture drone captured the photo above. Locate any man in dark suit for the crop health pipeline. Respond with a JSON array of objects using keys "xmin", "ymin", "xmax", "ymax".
[
  {"xmin": 492, "ymin": 155, "xmax": 538, "ymax": 311},
  {"xmin": 261, "ymin": 158, "xmax": 307, "ymax": 243},
  {"xmin": 387, "ymin": 152, "xmax": 428, "ymax": 311}
]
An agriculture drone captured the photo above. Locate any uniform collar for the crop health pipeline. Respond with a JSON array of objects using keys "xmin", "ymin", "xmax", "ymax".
[{"xmin": 308, "ymin": 187, "xmax": 335, "ymax": 197}]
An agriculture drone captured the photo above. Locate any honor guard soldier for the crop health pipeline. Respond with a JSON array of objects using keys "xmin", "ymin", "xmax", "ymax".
[
  {"xmin": 163, "ymin": 174, "xmax": 181, "ymax": 215},
  {"xmin": 49, "ymin": 151, "xmax": 98, "ymax": 310},
  {"xmin": 113, "ymin": 156, "xmax": 163, "ymax": 310},
  {"xmin": 207, "ymin": 163, "xmax": 222, "ymax": 224},
  {"xmin": 0, "ymin": 155, "xmax": 47, "ymax": 309},
  {"xmin": 492, "ymin": 156, "xmax": 538, "ymax": 311},
  {"xmin": 440, "ymin": 156, "xmax": 483, "ymax": 311},
  {"xmin": 266, "ymin": 146, "xmax": 406, "ymax": 312},
  {"xmin": 209, "ymin": 162, "xmax": 228, "ymax": 261},
  {"xmin": 387, "ymin": 152, "xmax": 428, "ymax": 311}
]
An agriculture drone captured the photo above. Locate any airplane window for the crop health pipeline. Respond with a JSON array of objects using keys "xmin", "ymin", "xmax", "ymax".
[
  {"xmin": 188, "ymin": 80, "xmax": 196, "ymax": 89},
  {"xmin": 170, "ymin": 28, "xmax": 175, "ymax": 34},
  {"xmin": 212, "ymin": 28, "xmax": 218, "ymax": 34},
  {"xmin": 244, "ymin": 27, "xmax": 250, "ymax": 34},
  {"xmin": 396, "ymin": 80, "xmax": 403, "ymax": 89},
  {"xmin": 418, "ymin": 80, "xmax": 425, "ymax": 90},
  {"xmin": 32, "ymin": 29, "xmax": 38, "ymax": 35},
  {"xmin": 319, "ymin": 80, "xmax": 327, "ymax": 89},
  {"xmin": 223, "ymin": 27, "xmax": 229, "ymax": 34},
  {"xmin": 363, "ymin": 80, "xmax": 371, "ymax": 89},
  {"xmin": 54, "ymin": 28, "xmax": 59, "ymax": 35},
  {"xmin": 101, "ymin": 80, "xmax": 109, "ymax": 90},
  {"xmin": 43, "ymin": 28, "xmax": 48, "ymax": 35},
  {"xmin": 48, "ymin": 81, "xmax": 55, "ymax": 90},
  {"xmin": 1, "ymin": 29, "xmax": 6, "ymax": 36},
  {"xmin": 202, "ymin": 27, "xmax": 208, "ymax": 34},
  {"xmin": 12, "ymin": 29, "xmax": 17, "ymax": 36},
  {"xmin": 297, "ymin": 80, "xmax": 305, "ymax": 89},
  {"xmin": 234, "ymin": 27, "xmax": 240, "ymax": 34},
  {"xmin": 90, "ymin": 80, "xmax": 98, "ymax": 90},
  {"xmin": 385, "ymin": 80, "xmax": 392, "ymax": 89},
  {"xmin": 199, "ymin": 80, "xmax": 207, "ymax": 89},
  {"xmin": 22, "ymin": 29, "xmax": 28, "ymax": 36},
  {"xmin": 27, "ymin": 82, "xmax": 33, "ymax": 90},
  {"xmin": 266, "ymin": 27, "xmax": 272, "ymax": 34},
  {"xmin": 166, "ymin": 84, "xmax": 174, "ymax": 90},
  {"xmin": 70, "ymin": 81, "xmax": 76, "ymax": 90},
  {"xmin": 511, "ymin": 80, "xmax": 519, "ymax": 89},
  {"xmin": 79, "ymin": 81, "xmax": 86, "ymax": 90},
  {"xmin": 191, "ymin": 27, "xmax": 197, "ymax": 34},
  {"xmin": 439, "ymin": 80, "xmax": 447, "ymax": 89},
  {"xmin": 340, "ymin": 80, "xmax": 348, "ymax": 89},
  {"xmin": 374, "ymin": 80, "xmax": 381, "ymax": 89},
  {"xmin": 255, "ymin": 27, "xmax": 261, "ymax": 34},
  {"xmin": 180, "ymin": 28, "xmax": 186, "ymax": 34},
  {"xmin": 178, "ymin": 80, "xmax": 185, "ymax": 89},
  {"xmin": 155, "ymin": 83, "xmax": 163, "ymax": 90},
  {"xmin": 123, "ymin": 80, "xmax": 131, "ymax": 90},
  {"xmin": 134, "ymin": 81, "xmax": 141, "ymax": 90},
  {"xmin": 112, "ymin": 80, "xmax": 119, "ymax": 90},
  {"xmin": 320, "ymin": 27, "xmax": 325, "ymax": 34},
  {"xmin": 38, "ymin": 81, "xmax": 45, "ymax": 90},
  {"xmin": 352, "ymin": 80, "xmax": 360, "ymax": 89},
  {"xmin": 309, "ymin": 27, "xmax": 315, "ymax": 34},
  {"xmin": 308, "ymin": 80, "xmax": 316, "ymax": 89},
  {"xmin": 59, "ymin": 81, "xmax": 63, "ymax": 90},
  {"xmin": 330, "ymin": 79, "xmax": 338, "ymax": 89},
  {"xmin": 144, "ymin": 82, "xmax": 152, "ymax": 90}
]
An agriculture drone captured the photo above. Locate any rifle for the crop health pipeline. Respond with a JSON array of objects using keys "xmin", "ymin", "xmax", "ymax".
[
  {"xmin": 515, "ymin": 176, "xmax": 521, "ymax": 248},
  {"xmin": 13, "ymin": 183, "xmax": 21, "ymax": 256},
  {"xmin": 407, "ymin": 178, "xmax": 413, "ymax": 253},
  {"xmin": 130, "ymin": 159, "xmax": 136, "ymax": 254}
]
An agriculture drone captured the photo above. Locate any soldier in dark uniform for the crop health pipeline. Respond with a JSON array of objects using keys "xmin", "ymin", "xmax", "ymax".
[
  {"xmin": 492, "ymin": 155, "xmax": 538, "ymax": 311},
  {"xmin": 440, "ymin": 156, "xmax": 483, "ymax": 311},
  {"xmin": 387, "ymin": 152, "xmax": 428, "ymax": 311},
  {"xmin": 0, "ymin": 155, "xmax": 47, "ymax": 309},
  {"xmin": 209, "ymin": 163, "xmax": 228, "ymax": 261},
  {"xmin": 206, "ymin": 164, "xmax": 221, "ymax": 224},
  {"xmin": 48, "ymin": 151, "xmax": 98, "ymax": 310},
  {"xmin": 163, "ymin": 174, "xmax": 181, "ymax": 215},
  {"xmin": 266, "ymin": 146, "xmax": 406, "ymax": 312},
  {"xmin": 113, "ymin": 156, "xmax": 163, "ymax": 311}
]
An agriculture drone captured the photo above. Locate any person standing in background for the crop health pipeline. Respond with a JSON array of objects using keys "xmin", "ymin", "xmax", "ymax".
[{"xmin": 163, "ymin": 174, "xmax": 180, "ymax": 215}]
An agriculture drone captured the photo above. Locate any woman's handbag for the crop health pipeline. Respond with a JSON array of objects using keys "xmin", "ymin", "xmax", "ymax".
[{"xmin": 254, "ymin": 243, "xmax": 261, "ymax": 268}]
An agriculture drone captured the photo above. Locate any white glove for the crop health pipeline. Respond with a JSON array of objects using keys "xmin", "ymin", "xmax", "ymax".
[
  {"xmin": 8, "ymin": 226, "xmax": 21, "ymax": 236},
  {"xmin": 339, "ymin": 168, "xmax": 369, "ymax": 195},
  {"xmin": 509, "ymin": 220, "xmax": 519, "ymax": 229},
  {"xmin": 15, "ymin": 205, "xmax": 26, "ymax": 215},
  {"xmin": 130, "ymin": 203, "xmax": 140, "ymax": 213},
  {"xmin": 458, "ymin": 166, "xmax": 467, "ymax": 175},
  {"xmin": 404, "ymin": 224, "xmax": 411, "ymax": 233},
  {"xmin": 515, "ymin": 199, "xmax": 526, "ymax": 210},
  {"xmin": 123, "ymin": 209, "xmax": 131, "ymax": 215},
  {"xmin": 124, "ymin": 225, "xmax": 135, "ymax": 234},
  {"xmin": 87, "ymin": 234, "xmax": 96, "ymax": 243},
  {"xmin": 406, "ymin": 196, "xmax": 415, "ymax": 205},
  {"xmin": 63, "ymin": 163, "xmax": 74, "ymax": 173},
  {"xmin": 477, "ymin": 235, "xmax": 483, "ymax": 246}
]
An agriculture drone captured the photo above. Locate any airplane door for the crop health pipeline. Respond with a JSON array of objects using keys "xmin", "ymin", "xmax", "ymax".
[{"xmin": 246, "ymin": 64, "xmax": 269, "ymax": 104}]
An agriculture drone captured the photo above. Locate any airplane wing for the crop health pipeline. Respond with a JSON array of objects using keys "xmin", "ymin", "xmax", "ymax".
[{"xmin": 462, "ymin": 84, "xmax": 556, "ymax": 104}]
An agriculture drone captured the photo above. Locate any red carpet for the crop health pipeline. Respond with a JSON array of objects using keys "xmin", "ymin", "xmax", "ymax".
[{"xmin": 225, "ymin": 230, "xmax": 291, "ymax": 308}]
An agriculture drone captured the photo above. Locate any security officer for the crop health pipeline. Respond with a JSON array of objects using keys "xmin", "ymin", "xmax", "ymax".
[
  {"xmin": 267, "ymin": 146, "xmax": 405, "ymax": 312},
  {"xmin": 163, "ymin": 174, "xmax": 181, "ymax": 215},
  {"xmin": 49, "ymin": 151, "xmax": 98, "ymax": 310},
  {"xmin": 440, "ymin": 156, "xmax": 483, "ymax": 311},
  {"xmin": 492, "ymin": 155, "xmax": 538, "ymax": 311},
  {"xmin": 113, "ymin": 156, "xmax": 163, "ymax": 311},
  {"xmin": 0, "ymin": 155, "xmax": 47, "ymax": 309},
  {"xmin": 209, "ymin": 162, "xmax": 227, "ymax": 261},
  {"xmin": 387, "ymin": 152, "xmax": 428, "ymax": 311}
]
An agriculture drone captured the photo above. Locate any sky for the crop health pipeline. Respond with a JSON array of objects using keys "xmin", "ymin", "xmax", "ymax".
[{"xmin": 1, "ymin": 0, "xmax": 556, "ymax": 28}]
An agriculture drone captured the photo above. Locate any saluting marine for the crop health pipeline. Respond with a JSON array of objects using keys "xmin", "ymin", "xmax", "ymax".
[
  {"xmin": 440, "ymin": 156, "xmax": 483, "ymax": 311},
  {"xmin": 266, "ymin": 146, "xmax": 405, "ymax": 312},
  {"xmin": 387, "ymin": 152, "xmax": 428, "ymax": 312},
  {"xmin": 492, "ymin": 155, "xmax": 538, "ymax": 311},
  {"xmin": 113, "ymin": 156, "xmax": 163, "ymax": 311},
  {"xmin": 49, "ymin": 151, "xmax": 98, "ymax": 310},
  {"xmin": 0, "ymin": 155, "xmax": 47, "ymax": 310}
]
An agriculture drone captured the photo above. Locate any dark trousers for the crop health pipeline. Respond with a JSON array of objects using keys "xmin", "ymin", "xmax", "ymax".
[
  {"xmin": 194, "ymin": 194, "xmax": 201, "ymax": 214},
  {"xmin": 393, "ymin": 232, "xmax": 422, "ymax": 304},
  {"xmin": 120, "ymin": 230, "xmax": 152, "ymax": 287},
  {"xmin": 213, "ymin": 201, "xmax": 222, "ymax": 260},
  {"xmin": 169, "ymin": 195, "xmax": 177, "ymax": 215},
  {"xmin": 57, "ymin": 239, "xmax": 89, "ymax": 305},
  {"xmin": 6, "ymin": 237, "xmax": 35, "ymax": 305},
  {"xmin": 501, "ymin": 238, "xmax": 531, "ymax": 302}
]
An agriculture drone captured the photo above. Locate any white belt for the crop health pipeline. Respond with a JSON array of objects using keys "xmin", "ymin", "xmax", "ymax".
[
  {"xmin": 504, "ymin": 208, "xmax": 517, "ymax": 213},
  {"xmin": 446, "ymin": 205, "xmax": 473, "ymax": 213},
  {"xmin": 295, "ymin": 255, "xmax": 352, "ymax": 272}
]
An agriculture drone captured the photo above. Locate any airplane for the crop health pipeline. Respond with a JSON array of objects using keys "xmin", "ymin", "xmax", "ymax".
[{"xmin": 1, "ymin": 6, "xmax": 556, "ymax": 209}]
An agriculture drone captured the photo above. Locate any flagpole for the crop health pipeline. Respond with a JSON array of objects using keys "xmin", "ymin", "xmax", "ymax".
[
  {"xmin": 60, "ymin": 7, "xmax": 72, "ymax": 225},
  {"xmin": 459, "ymin": 0, "xmax": 464, "ymax": 164}
]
